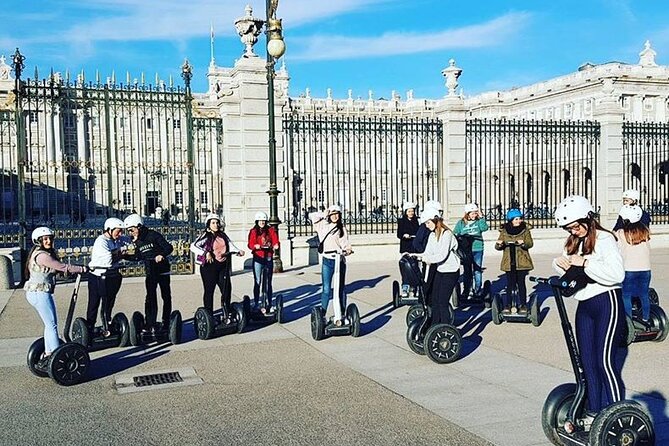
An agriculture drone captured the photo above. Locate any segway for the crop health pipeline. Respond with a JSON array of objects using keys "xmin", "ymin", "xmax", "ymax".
[
  {"xmin": 451, "ymin": 234, "xmax": 491, "ymax": 309},
  {"xmin": 246, "ymin": 246, "xmax": 284, "ymax": 324},
  {"xmin": 392, "ymin": 236, "xmax": 419, "ymax": 309},
  {"xmin": 404, "ymin": 257, "xmax": 461, "ymax": 364},
  {"xmin": 622, "ymin": 287, "xmax": 668, "ymax": 345},
  {"xmin": 310, "ymin": 249, "xmax": 360, "ymax": 340},
  {"xmin": 531, "ymin": 276, "xmax": 655, "ymax": 446},
  {"xmin": 27, "ymin": 273, "xmax": 90, "ymax": 386},
  {"xmin": 68, "ymin": 271, "xmax": 130, "ymax": 351},
  {"xmin": 128, "ymin": 310, "xmax": 183, "ymax": 346},
  {"xmin": 194, "ymin": 253, "xmax": 247, "ymax": 340},
  {"xmin": 402, "ymin": 256, "xmax": 454, "ymax": 327},
  {"xmin": 490, "ymin": 242, "xmax": 540, "ymax": 326}
]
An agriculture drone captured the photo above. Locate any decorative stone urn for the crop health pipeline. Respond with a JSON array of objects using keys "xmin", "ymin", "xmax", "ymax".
[
  {"xmin": 442, "ymin": 59, "xmax": 462, "ymax": 97},
  {"xmin": 234, "ymin": 5, "xmax": 264, "ymax": 58}
]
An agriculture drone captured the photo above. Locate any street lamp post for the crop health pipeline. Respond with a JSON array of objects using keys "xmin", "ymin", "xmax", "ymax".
[
  {"xmin": 181, "ymin": 59, "xmax": 197, "ymax": 249},
  {"xmin": 11, "ymin": 48, "xmax": 27, "ymax": 280},
  {"xmin": 265, "ymin": 0, "xmax": 286, "ymax": 272}
]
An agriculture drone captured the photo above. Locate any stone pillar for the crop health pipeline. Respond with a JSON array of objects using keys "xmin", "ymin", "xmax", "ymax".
[
  {"xmin": 435, "ymin": 96, "xmax": 467, "ymax": 224},
  {"xmin": 213, "ymin": 56, "xmax": 289, "ymax": 264},
  {"xmin": 593, "ymin": 79, "xmax": 625, "ymax": 228}
]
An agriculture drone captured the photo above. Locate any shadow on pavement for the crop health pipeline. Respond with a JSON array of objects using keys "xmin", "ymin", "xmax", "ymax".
[
  {"xmin": 456, "ymin": 305, "xmax": 493, "ymax": 359},
  {"xmin": 359, "ymin": 302, "xmax": 393, "ymax": 336},
  {"xmin": 635, "ymin": 390, "xmax": 669, "ymax": 441},
  {"xmin": 272, "ymin": 283, "xmax": 321, "ymax": 323},
  {"xmin": 88, "ymin": 343, "xmax": 170, "ymax": 381}
]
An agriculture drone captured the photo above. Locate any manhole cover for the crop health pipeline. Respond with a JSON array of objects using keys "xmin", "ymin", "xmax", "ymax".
[{"xmin": 114, "ymin": 367, "xmax": 203, "ymax": 394}]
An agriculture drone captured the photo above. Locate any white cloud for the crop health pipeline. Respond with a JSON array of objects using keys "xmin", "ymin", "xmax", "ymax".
[{"xmin": 290, "ymin": 12, "xmax": 532, "ymax": 61}]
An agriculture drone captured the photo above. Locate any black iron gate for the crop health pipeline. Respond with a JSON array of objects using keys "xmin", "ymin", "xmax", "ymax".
[
  {"xmin": 0, "ymin": 52, "xmax": 222, "ymax": 275},
  {"xmin": 465, "ymin": 118, "xmax": 599, "ymax": 228},
  {"xmin": 284, "ymin": 114, "xmax": 442, "ymax": 237}
]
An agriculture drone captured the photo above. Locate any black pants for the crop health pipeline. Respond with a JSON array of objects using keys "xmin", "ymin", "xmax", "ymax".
[
  {"xmin": 200, "ymin": 260, "xmax": 231, "ymax": 313},
  {"xmin": 145, "ymin": 273, "xmax": 172, "ymax": 327},
  {"xmin": 86, "ymin": 274, "xmax": 123, "ymax": 327},
  {"xmin": 504, "ymin": 270, "xmax": 528, "ymax": 308},
  {"xmin": 429, "ymin": 270, "xmax": 459, "ymax": 325}
]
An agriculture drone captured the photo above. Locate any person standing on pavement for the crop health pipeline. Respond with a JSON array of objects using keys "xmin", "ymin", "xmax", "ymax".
[
  {"xmin": 310, "ymin": 205, "xmax": 352, "ymax": 313},
  {"xmin": 123, "ymin": 214, "xmax": 174, "ymax": 333},
  {"xmin": 24, "ymin": 227, "xmax": 87, "ymax": 372},
  {"xmin": 454, "ymin": 203, "xmax": 489, "ymax": 298},
  {"xmin": 411, "ymin": 209, "xmax": 460, "ymax": 325},
  {"xmin": 495, "ymin": 209, "xmax": 534, "ymax": 313},
  {"xmin": 553, "ymin": 195, "xmax": 626, "ymax": 418},
  {"xmin": 190, "ymin": 213, "xmax": 245, "ymax": 315},
  {"xmin": 247, "ymin": 211, "xmax": 280, "ymax": 309},
  {"xmin": 87, "ymin": 217, "xmax": 131, "ymax": 336},
  {"xmin": 396, "ymin": 202, "xmax": 419, "ymax": 294},
  {"xmin": 615, "ymin": 204, "xmax": 652, "ymax": 322},
  {"xmin": 613, "ymin": 189, "xmax": 651, "ymax": 231}
]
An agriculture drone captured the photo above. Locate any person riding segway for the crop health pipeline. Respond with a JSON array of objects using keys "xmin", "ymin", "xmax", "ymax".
[
  {"xmin": 452, "ymin": 203, "xmax": 491, "ymax": 307},
  {"xmin": 122, "ymin": 214, "xmax": 182, "ymax": 346},
  {"xmin": 392, "ymin": 202, "xmax": 420, "ymax": 308}
]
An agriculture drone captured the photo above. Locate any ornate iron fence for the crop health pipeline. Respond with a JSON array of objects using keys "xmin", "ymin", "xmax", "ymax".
[
  {"xmin": 622, "ymin": 122, "xmax": 669, "ymax": 224},
  {"xmin": 465, "ymin": 119, "xmax": 599, "ymax": 228},
  {"xmin": 0, "ymin": 61, "xmax": 222, "ymax": 276},
  {"xmin": 284, "ymin": 114, "xmax": 442, "ymax": 237}
]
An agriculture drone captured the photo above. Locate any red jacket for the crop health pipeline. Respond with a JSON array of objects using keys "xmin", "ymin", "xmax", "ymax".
[{"xmin": 247, "ymin": 226, "xmax": 279, "ymax": 259}]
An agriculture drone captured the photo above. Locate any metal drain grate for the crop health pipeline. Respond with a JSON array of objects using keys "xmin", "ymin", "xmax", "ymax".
[{"xmin": 133, "ymin": 372, "xmax": 183, "ymax": 387}]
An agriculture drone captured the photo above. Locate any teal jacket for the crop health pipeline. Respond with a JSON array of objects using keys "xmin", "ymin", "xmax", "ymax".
[{"xmin": 453, "ymin": 218, "xmax": 489, "ymax": 252}]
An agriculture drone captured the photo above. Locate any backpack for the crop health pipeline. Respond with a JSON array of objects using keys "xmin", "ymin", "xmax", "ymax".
[{"xmin": 454, "ymin": 235, "xmax": 474, "ymax": 266}]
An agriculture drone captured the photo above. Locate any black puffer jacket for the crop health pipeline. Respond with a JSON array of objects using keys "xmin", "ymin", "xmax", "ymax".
[
  {"xmin": 132, "ymin": 227, "xmax": 174, "ymax": 275},
  {"xmin": 397, "ymin": 216, "xmax": 419, "ymax": 253}
]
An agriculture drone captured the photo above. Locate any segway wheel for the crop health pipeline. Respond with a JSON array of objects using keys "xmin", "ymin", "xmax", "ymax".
[
  {"xmin": 234, "ymin": 303, "xmax": 247, "ymax": 334},
  {"xmin": 541, "ymin": 383, "xmax": 577, "ymax": 446},
  {"xmin": 310, "ymin": 307, "xmax": 325, "ymax": 341},
  {"xmin": 405, "ymin": 304, "xmax": 424, "ymax": 327},
  {"xmin": 242, "ymin": 295, "xmax": 253, "ymax": 320},
  {"xmin": 168, "ymin": 310, "xmax": 183, "ymax": 345},
  {"xmin": 530, "ymin": 294, "xmax": 541, "ymax": 327},
  {"xmin": 451, "ymin": 283, "xmax": 461, "ymax": 309},
  {"xmin": 129, "ymin": 311, "xmax": 144, "ymax": 346},
  {"xmin": 425, "ymin": 323, "xmax": 462, "ymax": 364},
  {"xmin": 392, "ymin": 280, "xmax": 401, "ymax": 308},
  {"xmin": 446, "ymin": 303, "xmax": 455, "ymax": 325},
  {"xmin": 623, "ymin": 314, "xmax": 636, "ymax": 346},
  {"xmin": 589, "ymin": 400, "xmax": 655, "ymax": 446},
  {"xmin": 71, "ymin": 317, "xmax": 90, "ymax": 348},
  {"xmin": 405, "ymin": 319, "xmax": 425, "ymax": 355},
  {"xmin": 346, "ymin": 303, "xmax": 361, "ymax": 338},
  {"xmin": 194, "ymin": 307, "xmax": 215, "ymax": 340},
  {"xmin": 112, "ymin": 313, "xmax": 130, "ymax": 347},
  {"xmin": 482, "ymin": 280, "xmax": 491, "ymax": 303},
  {"xmin": 48, "ymin": 343, "xmax": 90, "ymax": 386},
  {"xmin": 650, "ymin": 304, "xmax": 668, "ymax": 342},
  {"xmin": 649, "ymin": 288, "xmax": 659, "ymax": 305},
  {"xmin": 275, "ymin": 294, "xmax": 284, "ymax": 324},
  {"xmin": 27, "ymin": 338, "xmax": 48, "ymax": 378},
  {"xmin": 491, "ymin": 294, "xmax": 502, "ymax": 325}
]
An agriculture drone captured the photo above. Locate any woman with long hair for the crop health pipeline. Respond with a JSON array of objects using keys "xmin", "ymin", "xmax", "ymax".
[
  {"xmin": 247, "ymin": 211, "xmax": 280, "ymax": 309},
  {"xmin": 552, "ymin": 195, "xmax": 625, "ymax": 420},
  {"xmin": 24, "ymin": 227, "xmax": 87, "ymax": 372}
]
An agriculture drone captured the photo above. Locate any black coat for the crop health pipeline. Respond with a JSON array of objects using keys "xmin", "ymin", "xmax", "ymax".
[
  {"xmin": 397, "ymin": 216, "xmax": 419, "ymax": 253},
  {"xmin": 132, "ymin": 227, "xmax": 174, "ymax": 275}
]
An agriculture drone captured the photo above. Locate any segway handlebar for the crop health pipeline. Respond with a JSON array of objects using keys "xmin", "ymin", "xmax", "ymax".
[
  {"xmin": 529, "ymin": 276, "xmax": 569, "ymax": 289},
  {"xmin": 323, "ymin": 249, "xmax": 353, "ymax": 256}
]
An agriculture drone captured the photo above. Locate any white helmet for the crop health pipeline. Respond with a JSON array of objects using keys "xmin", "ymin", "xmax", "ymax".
[
  {"xmin": 464, "ymin": 203, "xmax": 479, "ymax": 213},
  {"xmin": 619, "ymin": 204, "xmax": 642, "ymax": 224},
  {"xmin": 31, "ymin": 226, "xmax": 54, "ymax": 244},
  {"xmin": 205, "ymin": 213, "xmax": 223, "ymax": 226},
  {"xmin": 104, "ymin": 218, "xmax": 125, "ymax": 232},
  {"xmin": 424, "ymin": 200, "xmax": 443, "ymax": 212},
  {"xmin": 327, "ymin": 204, "xmax": 342, "ymax": 215},
  {"xmin": 123, "ymin": 214, "xmax": 143, "ymax": 228},
  {"xmin": 622, "ymin": 189, "xmax": 640, "ymax": 202},
  {"xmin": 254, "ymin": 211, "xmax": 269, "ymax": 222},
  {"xmin": 402, "ymin": 202, "xmax": 416, "ymax": 211},
  {"xmin": 554, "ymin": 195, "xmax": 594, "ymax": 227},
  {"xmin": 419, "ymin": 207, "xmax": 441, "ymax": 224}
]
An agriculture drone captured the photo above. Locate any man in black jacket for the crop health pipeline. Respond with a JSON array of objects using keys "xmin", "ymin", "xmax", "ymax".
[{"xmin": 124, "ymin": 214, "xmax": 174, "ymax": 332}]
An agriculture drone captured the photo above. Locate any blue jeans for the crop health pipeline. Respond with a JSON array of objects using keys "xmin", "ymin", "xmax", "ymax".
[
  {"xmin": 26, "ymin": 290, "xmax": 60, "ymax": 354},
  {"xmin": 472, "ymin": 250, "xmax": 484, "ymax": 293},
  {"xmin": 622, "ymin": 270, "xmax": 651, "ymax": 320},
  {"xmin": 253, "ymin": 257, "xmax": 274, "ymax": 305},
  {"xmin": 321, "ymin": 257, "xmax": 347, "ymax": 311}
]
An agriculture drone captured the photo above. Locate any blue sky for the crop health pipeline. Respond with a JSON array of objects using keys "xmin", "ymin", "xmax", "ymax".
[{"xmin": 2, "ymin": 0, "xmax": 668, "ymax": 100}]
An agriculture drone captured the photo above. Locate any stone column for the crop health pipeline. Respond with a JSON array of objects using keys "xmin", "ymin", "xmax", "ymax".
[{"xmin": 593, "ymin": 79, "xmax": 625, "ymax": 227}]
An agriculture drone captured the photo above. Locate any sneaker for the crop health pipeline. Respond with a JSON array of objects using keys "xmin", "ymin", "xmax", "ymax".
[
  {"xmin": 401, "ymin": 284, "xmax": 410, "ymax": 296},
  {"xmin": 502, "ymin": 307, "xmax": 511, "ymax": 315},
  {"xmin": 518, "ymin": 305, "xmax": 527, "ymax": 313},
  {"xmin": 35, "ymin": 355, "xmax": 50, "ymax": 373},
  {"xmin": 581, "ymin": 412, "xmax": 596, "ymax": 431}
]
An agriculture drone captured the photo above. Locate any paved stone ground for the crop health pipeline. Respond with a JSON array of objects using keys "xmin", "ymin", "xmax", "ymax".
[{"xmin": 1, "ymin": 250, "xmax": 668, "ymax": 445}]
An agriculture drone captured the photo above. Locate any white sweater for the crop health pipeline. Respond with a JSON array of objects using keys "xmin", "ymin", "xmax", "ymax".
[
  {"xmin": 422, "ymin": 229, "xmax": 460, "ymax": 273},
  {"xmin": 552, "ymin": 230, "xmax": 624, "ymax": 301},
  {"xmin": 89, "ymin": 234, "xmax": 131, "ymax": 276}
]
